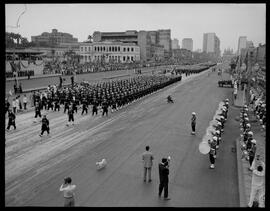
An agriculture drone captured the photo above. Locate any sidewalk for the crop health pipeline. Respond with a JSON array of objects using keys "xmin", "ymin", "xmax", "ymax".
[{"xmin": 233, "ymin": 86, "xmax": 265, "ymax": 207}]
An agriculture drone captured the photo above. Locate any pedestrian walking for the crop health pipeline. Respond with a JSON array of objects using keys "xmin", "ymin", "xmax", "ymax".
[
  {"xmin": 59, "ymin": 177, "xmax": 76, "ymax": 207},
  {"xmin": 6, "ymin": 110, "xmax": 16, "ymax": 130},
  {"xmin": 39, "ymin": 115, "xmax": 50, "ymax": 137},
  {"xmin": 23, "ymin": 94, "xmax": 28, "ymax": 110},
  {"xmin": 191, "ymin": 112, "xmax": 196, "ymax": 135},
  {"xmin": 67, "ymin": 105, "xmax": 74, "ymax": 126},
  {"xmin": 34, "ymin": 102, "xmax": 42, "ymax": 122},
  {"xmin": 142, "ymin": 146, "xmax": 154, "ymax": 182},
  {"xmin": 158, "ymin": 158, "xmax": 170, "ymax": 200},
  {"xmin": 12, "ymin": 98, "xmax": 17, "ymax": 114},
  {"xmin": 5, "ymin": 98, "xmax": 10, "ymax": 115},
  {"xmin": 81, "ymin": 99, "xmax": 88, "ymax": 115},
  {"xmin": 248, "ymin": 160, "xmax": 265, "ymax": 207}
]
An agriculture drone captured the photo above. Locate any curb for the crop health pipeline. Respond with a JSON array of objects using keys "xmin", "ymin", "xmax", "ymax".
[{"xmin": 236, "ymin": 137, "xmax": 248, "ymax": 207}]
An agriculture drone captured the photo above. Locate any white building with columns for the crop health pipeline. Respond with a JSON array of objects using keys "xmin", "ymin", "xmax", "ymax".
[{"xmin": 79, "ymin": 42, "xmax": 140, "ymax": 63}]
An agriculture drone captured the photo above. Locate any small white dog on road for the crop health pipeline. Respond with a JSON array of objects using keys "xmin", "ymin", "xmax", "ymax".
[{"xmin": 96, "ymin": 158, "xmax": 107, "ymax": 170}]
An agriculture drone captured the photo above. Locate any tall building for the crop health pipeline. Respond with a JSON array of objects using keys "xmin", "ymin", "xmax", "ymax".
[
  {"xmin": 202, "ymin": 33, "xmax": 220, "ymax": 57},
  {"xmin": 137, "ymin": 31, "xmax": 152, "ymax": 61},
  {"xmin": 237, "ymin": 36, "xmax": 247, "ymax": 55},
  {"xmin": 182, "ymin": 38, "xmax": 193, "ymax": 51},
  {"xmin": 31, "ymin": 29, "xmax": 78, "ymax": 46},
  {"xmin": 171, "ymin": 38, "xmax": 180, "ymax": 49},
  {"xmin": 246, "ymin": 40, "xmax": 254, "ymax": 49},
  {"xmin": 157, "ymin": 29, "xmax": 172, "ymax": 58}
]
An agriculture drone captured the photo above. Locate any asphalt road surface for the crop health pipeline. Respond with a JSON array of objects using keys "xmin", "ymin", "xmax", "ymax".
[{"xmin": 5, "ymin": 68, "xmax": 239, "ymax": 207}]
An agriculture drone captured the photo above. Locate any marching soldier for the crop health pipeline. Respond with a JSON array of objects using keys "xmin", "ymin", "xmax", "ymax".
[
  {"xmin": 6, "ymin": 110, "xmax": 16, "ymax": 130},
  {"xmin": 92, "ymin": 101, "xmax": 98, "ymax": 116},
  {"xmin": 102, "ymin": 100, "xmax": 109, "ymax": 117},
  {"xmin": 191, "ymin": 112, "xmax": 196, "ymax": 135},
  {"xmin": 72, "ymin": 101, "xmax": 78, "ymax": 113},
  {"xmin": 39, "ymin": 115, "xmax": 50, "ymax": 137},
  {"xmin": 208, "ymin": 136, "xmax": 217, "ymax": 169}
]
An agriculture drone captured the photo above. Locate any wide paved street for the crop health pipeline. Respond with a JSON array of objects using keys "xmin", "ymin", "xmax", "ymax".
[{"xmin": 5, "ymin": 69, "xmax": 239, "ymax": 207}]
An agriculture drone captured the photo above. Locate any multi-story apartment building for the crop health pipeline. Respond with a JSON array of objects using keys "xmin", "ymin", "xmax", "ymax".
[
  {"xmin": 182, "ymin": 38, "xmax": 193, "ymax": 51},
  {"xmin": 79, "ymin": 41, "xmax": 140, "ymax": 63},
  {"xmin": 31, "ymin": 29, "xmax": 78, "ymax": 46}
]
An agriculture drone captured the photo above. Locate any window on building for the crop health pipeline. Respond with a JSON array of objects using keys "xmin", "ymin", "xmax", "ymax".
[
  {"xmin": 123, "ymin": 56, "xmax": 126, "ymax": 61},
  {"xmin": 85, "ymin": 47, "xmax": 87, "ymax": 51},
  {"xmin": 94, "ymin": 47, "xmax": 96, "ymax": 51},
  {"xmin": 109, "ymin": 47, "xmax": 111, "ymax": 51},
  {"xmin": 81, "ymin": 47, "xmax": 84, "ymax": 52},
  {"xmin": 103, "ymin": 46, "xmax": 105, "ymax": 51},
  {"xmin": 127, "ymin": 48, "xmax": 129, "ymax": 52},
  {"xmin": 127, "ymin": 56, "xmax": 129, "ymax": 61},
  {"xmin": 131, "ymin": 56, "xmax": 134, "ymax": 61},
  {"xmin": 112, "ymin": 47, "xmax": 114, "ymax": 52},
  {"xmin": 123, "ymin": 48, "xmax": 126, "ymax": 52},
  {"xmin": 118, "ymin": 47, "xmax": 120, "ymax": 51},
  {"xmin": 131, "ymin": 48, "xmax": 134, "ymax": 52}
]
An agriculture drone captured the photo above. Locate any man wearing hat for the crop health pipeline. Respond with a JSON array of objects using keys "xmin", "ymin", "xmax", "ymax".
[
  {"xmin": 158, "ymin": 158, "xmax": 170, "ymax": 200},
  {"xmin": 191, "ymin": 112, "xmax": 196, "ymax": 135}
]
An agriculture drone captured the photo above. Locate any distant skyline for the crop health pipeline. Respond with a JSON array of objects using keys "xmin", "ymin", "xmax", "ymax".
[{"xmin": 5, "ymin": 3, "xmax": 265, "ymax": 52}]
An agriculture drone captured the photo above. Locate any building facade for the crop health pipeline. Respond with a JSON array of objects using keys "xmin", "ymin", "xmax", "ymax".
[
  {"xmin": 237, "ymin": 36, "xmax": 247, "ymax": 55},
  {"xmin": 182, "ymin": 38, "xmax": 193, "ymax": 51},
  {"xmin": 79, "ymin": 42, "xmax": 140, "ymax": 63},
  {"xmin": 31, "ymin": 29, "xmax": 78, "ymax": 46},
  {"xmin": 203, "ymin": 33, "xmax": 220, "ymax": 57},
  {"xmin": 92, "ymin": 29, "xmax": 171, "ymax": 61},
  {"xmin": 171, "ymin": 38, "xmax": 180, "ymax": 49}
]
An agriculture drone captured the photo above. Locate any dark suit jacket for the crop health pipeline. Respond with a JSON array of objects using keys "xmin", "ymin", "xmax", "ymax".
[{"xmin": 159, "ymin": 163, "xmax": 169, "ymax": 183}]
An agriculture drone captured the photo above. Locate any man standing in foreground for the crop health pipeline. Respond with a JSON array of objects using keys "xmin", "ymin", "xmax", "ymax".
[
  {"xmin": 248, "ymin": 160, "xmax": 265, "ymax": 207},
  {"xmin": 158, "ymin": 158, "xmax": 170, "ymax": 200},
  {"xmin": 142, "ymin": 146, "xmax": 154, "ymax": 182},
  {"xmin": 59, "ymin": 177, "xmax": 76, "ymax": 207}
]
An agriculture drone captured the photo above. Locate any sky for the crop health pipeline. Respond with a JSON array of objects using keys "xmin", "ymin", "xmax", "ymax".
[{"xmin": 5, "ymin": 3, "xmax": 265, "ymax": 53}]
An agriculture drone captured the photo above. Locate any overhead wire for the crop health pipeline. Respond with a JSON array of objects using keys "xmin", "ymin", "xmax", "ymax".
[{"xmin": 6, "ymin": 4, "xmax": 27, "ymax": 29}]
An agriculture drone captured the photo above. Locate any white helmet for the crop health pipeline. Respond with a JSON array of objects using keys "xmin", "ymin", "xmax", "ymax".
[
  {"xmin": 192, "ymin": 112, "xmax": 196, "ymax": 115},
  {"xmin": 244, "ymin": 113, "xmax": 248, "ymax": 117},
  {"xmin": 246, "ymin": 123, "xmax": 251, "ymax": 128},
  {"xmin": 251, "ymin": 139, "xmax": 256, "ymax": 144},
  {"xmin": 244, "ymin": 118, "xmax": 249, "ymax": 121},
  {"xmin": 225, "ymin": 99, "xmax": 229, "ymax": 102},
  {"xmin": 244, "ymin": 105, "xmax": 247, "ymax": 108},
  {"xmin": 220, "ymin": 116, "xmax": 224, "ymax": 119},
  {"xmin": 218, "ymin": 122, "xmax": 222, "ymax": 125},
  {"xmin": 248, "ymin": 131, "xmax": 253, "ymax": 136},
  {"xmin": 213, "ymin": 136, "xmax": 218, "ymax": 141},
  {"xmin": 216, "ymin": 130, "xmax": 220, "ymax": 134}
]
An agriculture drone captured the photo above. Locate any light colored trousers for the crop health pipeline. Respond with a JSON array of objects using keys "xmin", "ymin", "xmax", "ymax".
[
  {"xmin": 143, "ymin": 167, "xmax": 152, "ymax": 181},
  {"xmin": 248, "ymin": 185, "xmax": 264, "ymax": 207}
]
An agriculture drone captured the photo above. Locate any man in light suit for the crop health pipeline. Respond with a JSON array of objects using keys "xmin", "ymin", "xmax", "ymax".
[{"xmin": 142, "ymin": 146, "xmax": 154, "ymax": 182}]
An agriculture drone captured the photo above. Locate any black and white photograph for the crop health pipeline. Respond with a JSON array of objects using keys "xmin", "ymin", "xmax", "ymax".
[{"xmin": 5, "ymin": 3, "xmax": 266, "ymax": 207}]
